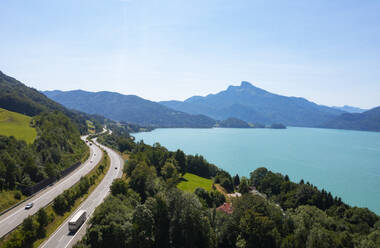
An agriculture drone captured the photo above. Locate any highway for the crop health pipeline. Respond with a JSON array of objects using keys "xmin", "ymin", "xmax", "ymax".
[
  {"xmin": 0, "ymin": 136, "xmax": 103, "ymax": 238},
  {"xmin": 40, "ymin": 139, "xmax": 123, "ymax": 248}
]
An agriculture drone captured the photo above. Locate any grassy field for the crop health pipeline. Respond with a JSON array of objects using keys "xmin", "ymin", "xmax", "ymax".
[
  {"xmin": 0, "ymin": 190, "xmax": 27, "ymax": 214},
  {"xmin": 177, "ymin": 173, "xmax": 213, "ymax": 192},
  {"xmin": 0, "ymin": 108, "xmax": 37, "ymax": 143},
  {"xmin": 86, "ymin": 120, "xmax": 95, "ymax": 134}
]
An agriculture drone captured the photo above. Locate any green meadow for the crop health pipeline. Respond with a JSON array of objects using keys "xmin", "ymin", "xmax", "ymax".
[
  {"xmin": 177, "ymin": 173, "xmax": 213, "ymax": 192},
  {"xmin": 0, "ymin": 108, "xmax": 37, "ymax": 144}
]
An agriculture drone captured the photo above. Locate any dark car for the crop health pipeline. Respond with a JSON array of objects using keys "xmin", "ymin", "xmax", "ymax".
[{"xmin": 25, "ymin": 203, "xmax": 34, "ymax": 209}]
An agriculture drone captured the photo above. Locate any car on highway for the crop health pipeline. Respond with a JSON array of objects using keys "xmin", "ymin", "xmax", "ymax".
[
  {"xmin": 25, "ymin": 203, "xmax": 34, "ymax": 209},
  {"xmin": 115, "ymin": 167, "xmax": 117, "ymax": 169}
]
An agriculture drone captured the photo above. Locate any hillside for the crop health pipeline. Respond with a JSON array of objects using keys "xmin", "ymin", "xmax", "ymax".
[
  {"xmin": 0, "ymin": 71, "xmax": 95, "ymax": 195},
  {"xmin": 322, "ymin": 106, "xmax": 380, "ymax": 132},
  {"xmin": 0, "ymin": 108, "xmax": 37, "ymax": 143},
  {"xmin": 0, "ymin": 71, "xmax": 105, "ymax": 134},
  {"xmin": 161, "ymin": 81, "xmax": 345, "ymax": 127},
  {"xmin": 0, "ymin": 71, "xmax": 63, "ymax": 116},
  {"xmin": 43, "ymin": 90, "xmax": 216, "ymax": 128},
  {"xmin": 0, "ymin": 111, "xmax": 88, "ymax": 193}
]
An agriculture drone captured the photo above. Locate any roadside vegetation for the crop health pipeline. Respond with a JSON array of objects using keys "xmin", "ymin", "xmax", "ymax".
[
  {"xmin": 0, "ymin": 148, "xmax": 110, "ymax": 248},
  {"xmin": 74, "ymin": 131, "xmax": 380, "ymax": 248},
  {"xmin": 0, "ymin": 108, "xmax": 36, "ymax": 144},
  {"xmin": 0, "ymin": 190, "xmax": 27, "ymax": 214},
  {"xmin": 0, "ymin": 112, "xmax": 88, "ymax": 198}
]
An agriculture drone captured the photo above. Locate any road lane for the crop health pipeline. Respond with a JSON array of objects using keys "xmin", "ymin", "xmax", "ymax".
[
  {"xmin": 40, "ymin": 139, "xmax": 123, "ymax": 248},
  {"xmin": 0, "ymin": 136, "xmax": 103, "ymax": 238}
]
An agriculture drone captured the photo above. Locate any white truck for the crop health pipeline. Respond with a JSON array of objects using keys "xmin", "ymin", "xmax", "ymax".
[{"xmin": 68, "ymin": 210, "xmax": 87, "ymax": 232}]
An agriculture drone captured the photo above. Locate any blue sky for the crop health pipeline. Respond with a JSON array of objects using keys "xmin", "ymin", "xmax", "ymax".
[{"xmin": 1, "ymin": 0, "xmax": 379, "ymax": 108}]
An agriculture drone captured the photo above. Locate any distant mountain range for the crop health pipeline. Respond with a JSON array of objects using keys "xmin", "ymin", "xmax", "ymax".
[
  {"xmin": 33, "ymin": 78, "xmax": 378, "ymax": 132},
  {"xmin": 321, "ymin": 107, "xmax": 380, "ymax": 132},
  {"xmin": 160, "ymin": 81, "xmax": 345, "ymax": 127},
  {"xmin": 43, "ymin": 90, "xmax": 216, "ymax": 128},
  {"xmin": 332, "ymin": 105, "xmax": 367, "ymax": 113}
]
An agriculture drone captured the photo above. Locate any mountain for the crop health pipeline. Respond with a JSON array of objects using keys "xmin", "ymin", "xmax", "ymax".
[
  {"xmin": 160, "ymin": 81, "xmax": 345, "ymax": 127},
  {"xmin": 43, "ymin": 90, "xmax": 216, "ymax": 128},
  {"xmin": 322, "ymin": 107, "xmax": 380, "ymax": 132},
  {"xmin": 332, "ymin": 105, "xmax": 367, "ymax": 113},
  {"xmin": 0, "ymin": 71, "xmax": 106, "ymax": 134},
  {"xmin": 0, "ymin": 71, "xmax": 65, "ymax": 116}
]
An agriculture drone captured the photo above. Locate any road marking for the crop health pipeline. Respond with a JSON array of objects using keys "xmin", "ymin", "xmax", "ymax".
[
  {"xmin": 59, "ymin": 235, "xmax": 65, "ymax": 242},
  {"xmin": 0, "ymin": 208, "xmax": 24, "ymax": 224}
]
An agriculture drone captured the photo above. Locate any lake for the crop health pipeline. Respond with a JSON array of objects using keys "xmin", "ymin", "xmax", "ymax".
[{"xmin": 133, "ymin": 127, "xmax": 380, "ymax": 214}]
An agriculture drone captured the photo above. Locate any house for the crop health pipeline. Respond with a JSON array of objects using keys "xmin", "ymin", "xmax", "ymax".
[{"xmin": 216, "ymin": 202, "xmax": 233, "ymax": 214}]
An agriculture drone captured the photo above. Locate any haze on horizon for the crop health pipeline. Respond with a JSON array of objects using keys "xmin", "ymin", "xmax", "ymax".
[{"xmin": 1, "ymin": 0, "xmax": 380, "ymax": 109}]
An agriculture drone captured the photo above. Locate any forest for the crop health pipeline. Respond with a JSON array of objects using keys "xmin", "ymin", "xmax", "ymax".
[{"xmin": 75, "ymin": 130, "xmax": 380, "ymax": 248}]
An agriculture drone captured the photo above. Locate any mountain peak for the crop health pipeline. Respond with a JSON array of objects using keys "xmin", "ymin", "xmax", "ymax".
[
  {"xmin": 240, "ymin": 81, "xmax": 253, "ymax": 87},
  {"xmin": 227, "ymin": 81, "xmax": 257, "ymax": 91},
  {"xmin": 226, "ymin": 81, "xmax": 268, "ymax": 95}
]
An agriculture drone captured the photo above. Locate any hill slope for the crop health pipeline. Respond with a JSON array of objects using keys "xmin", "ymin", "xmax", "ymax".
[
  {"xmin": 322, "ymin": 106, "xmax": 380, "ymax": 132},
  {"xmin": 0, "ymin": 71, "xmax": 105, "ymax": 134},
  {"xmin": 43, "ymin": 90, "xmax": 216, "ymax": 128},
  {"xmin": 160, "ymin": 81, "xmax": 345, "ymax": 127},
  {"xmin": 0, "ymin": 108, "xmax": 37, "ymax": 143},
  {"xmin": 0, "ymin": 71, "xmax": 64, "ymax": 115}
]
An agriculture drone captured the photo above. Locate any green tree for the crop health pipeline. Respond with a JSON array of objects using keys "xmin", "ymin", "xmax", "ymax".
[
  {"xmin": 131, "ymin": 205, "xmax": 155, "ymax": 247},
  {"xmin": 129, "ymin": 163, "xmax": 157, "ymax": 202},
  {"xmin": 168, "ymin": 190, "xmax": 212, "ymax": 248},
  {"xmin": 175, "ymin": 149, "xmax": 186, "ymax": 175},
  {"xmin": 249, "ymin": 167, "xmax": 268, "ymax": 187},
  {"xmin": 145, "ymin": 194, "xmax": 170, "ymax": 248},
  {"xmin": 233, "ymin": 174, "xmax": 240, "ymax": 189},
  {"xmin": 53, "ymin": 194, "xmax": 69, "ymax": 215},
  {"xmin": 36, "ymin": 209, "xmax": 49, "ymax": 238},
  {"xmin": 124, "ymin": 159, "xmax": 138, "ymax": 176},
  {"xmin": 305, "ymin": 224, "xmax": 336, "ymax": 248},
  {"xmin": 239, "ymin": 209, "xmax": 279, "ymax": 248},
  {"xmin": 238, "ymin": 177, "xmax": 250, "ymax": 194},
  {"xmin": 110, "ymin": 178, "xmax": 129, "ymax": 196},
  {"xmin": 161, "ymin": 161, "xmax": 178, "ymax": 181}
]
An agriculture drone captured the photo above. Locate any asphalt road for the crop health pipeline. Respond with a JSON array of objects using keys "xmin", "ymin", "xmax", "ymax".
[
  {"xmin": 0, "ymin": 136, "xmax": 103, "ymax": 238},
  {"xmin": 40, "ymin": 139, "xmax": 123, "ymax": 248}
]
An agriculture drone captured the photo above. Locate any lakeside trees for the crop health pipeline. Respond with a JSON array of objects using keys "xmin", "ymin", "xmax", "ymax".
[{"xmin": 75, "ymin": 133, "xmax": 380, "ymax": 248}]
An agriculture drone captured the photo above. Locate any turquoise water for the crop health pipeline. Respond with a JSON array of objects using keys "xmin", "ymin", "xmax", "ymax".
[{"xmin": 133, "ymin": 127, "xmax": 380, "ymax": 214}]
